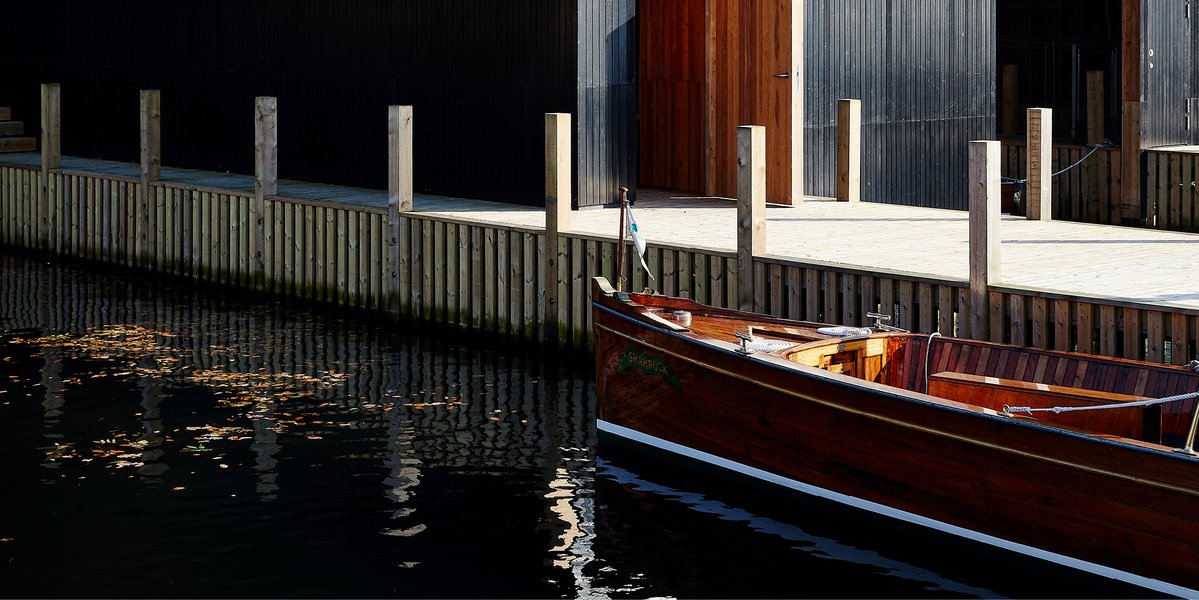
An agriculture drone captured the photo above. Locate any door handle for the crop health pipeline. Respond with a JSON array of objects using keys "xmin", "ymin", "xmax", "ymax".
[{"xmin": 773, "ymin": 72, "xmax": 790, "ymax": 78}]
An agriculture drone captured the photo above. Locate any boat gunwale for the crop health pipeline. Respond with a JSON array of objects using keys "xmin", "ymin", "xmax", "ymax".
[{"xmin": 593, "ymin": 297, "xmax": 1199, "ymax": 484}]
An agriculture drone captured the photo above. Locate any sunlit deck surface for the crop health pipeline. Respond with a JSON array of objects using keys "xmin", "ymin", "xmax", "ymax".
[{"xmin": 5, "ymin": 152, "xmax": 1198, "ymax": 310}]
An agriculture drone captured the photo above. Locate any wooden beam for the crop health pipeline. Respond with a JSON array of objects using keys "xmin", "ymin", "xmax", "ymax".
[
  {"xmin": 388, "ymin": 106, "xmax": 414, "ymax": 213},
  {"xmin": 253, "ymin": 96, "xmax": 277, "ymax": 290},
  {"xmin": 1000, "ymin": 65, "xmax": 1018, "ymax": 136},
  {"xmin": 836, "ymin": 99, "xmax": 861, "ymax": 202},
  {"xmin": 790, "ymin": 0, "xmax": 805, "ymax": 204},
  {"xmin": 1120, "ymin": 0, "xmax": 1142, "ymax": 221},
  {"xmin": 1026, "ymin": 108, "xmax": 1052, "ymax": 220},
  {"xmin": 737, "ymin": 124, "xmax": 765, "ymax": 312},
  {"xmin": 139, "ymin": 90, "xmax": 161, "ymax": 183},
  {"xmin": 138, "ymin": 90, "xmax": 161, "ymax": 266},
  {"xmin": 387, "ymin": 105, "xmax": 413, "ymax": 314},
  {"xmin": 969, "ymin": 140, "xmax": 1000, "ymax": 339},
  {"xmin": 1086, "ymin": 71, "xmax": 1105, "ymax": 145},
  {"xmin": 39, "ymin": 83, "xmax": 61, "ymax": 251},
  {"xmin": 40, "ymin": 83, "xmax": 60, "ymax": 172},
  {"xmin": 545, "ymin": 113, "xmax": 572, "ymax": 344}
]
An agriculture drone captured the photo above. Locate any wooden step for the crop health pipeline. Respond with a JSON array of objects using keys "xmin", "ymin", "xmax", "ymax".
[
  {"xmin": 0, "ymin": 108, "xmax": 10, "ymax": 121},
  {"xmin": 0, "ymin": 121, "xmax": 24, "ymax": 136},
  {"xmin": 0, "ymin": 137, "xmax": 36, "ymax": 153}
]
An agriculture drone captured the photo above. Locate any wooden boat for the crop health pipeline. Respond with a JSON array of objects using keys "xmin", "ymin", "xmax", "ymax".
[{"xmin": 591, "ymin": 276, "xmax": 1199, "ymax": 595}]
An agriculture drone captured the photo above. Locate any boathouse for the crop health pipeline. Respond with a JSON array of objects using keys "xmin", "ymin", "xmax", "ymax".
[{"xmin": 0, "ymin": 1, "xmax": 1194, "ymax": 216}]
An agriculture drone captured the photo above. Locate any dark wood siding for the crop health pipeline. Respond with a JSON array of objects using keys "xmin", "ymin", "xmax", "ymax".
[
  {"xmin": 0, "ymin": 1, "xmax": 578, "ymax": 206},
  {"xmin": 804, "ymin": 0, "xmax": 996, "ymax": 209},
  {"xmin": 577, "ymin": 0, "xmax": 637, "ymax": 208},
  {"xmin": 996, "ymin": 0, "xmax": 1122, "ymax": 142},
  {"xmin": 1142, "ymin": 0, "xmax": 1196, "ymax": 147}
]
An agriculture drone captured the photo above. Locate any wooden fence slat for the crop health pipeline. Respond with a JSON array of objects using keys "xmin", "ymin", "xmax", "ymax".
[
  {"xmin": 937, "ymin": 285, "xmax": 954, "ymax": 336},
  {"xmin": 1123, "ymin": 307, "xmax": 1142, "ymax": 360},
  {"xmin": 785, "ymin": 266, "xmax": 801, "ymax": 320},
  {"xmin": 1008, "ymin": 294, "xmax": 1026, "ymax": 347},
  {"xmin": 1171, "ymin": 312, "xmax": 1189, "ymax": 366},
  {"xmin": 1099, "ymin": 304, "xmax": 1117, "ymax": 357},
  {"xmin": 1077, "ymin": 302, "xmax": 1094, "ymax": 355},
  {"xmin": 806, "ymin": 269, "xmax": 821, "ymax": 321},
  {"xmin": 823, "ymin": 271, "xmax": 839, "ymax": 325},
  {"xmin": 496, "ymin": 226, "xmax": 510, "ymax": 334},
  {"xmin": 1147, "ymin": 310, "xmax": 1165, "ymax": 363},
  {"xmin": 523, "ymin": 232, "xmax": 536, "ymax": 339},
  {"xmin": 1030, "ymin": 296, "xmax": 1048, "ymax": 349}
]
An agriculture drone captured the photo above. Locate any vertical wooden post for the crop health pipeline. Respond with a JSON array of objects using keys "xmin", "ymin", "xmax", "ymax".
[
  {"xmin": 1000, "ymin": 65, "xmax": 1018, "ymax": 136},
  {"xmin": 138, "ymin": 90, "xmax": 161, "ymax": 264},
  {"xmin": 1026, "ymin": 108, "xmax": 1052, "ymax": 220},
  {"xmin": 387, "ymin": 105, "xmax": 414, "ymax": 314},
  {"xmin": 544, "ymin": 113, "xmax": 572, "ymax": 345},
  {"xmin": 790, "ymin": 0, "xmax": 805, "ymax": 205},
  {"xmin": 140, "ymin": 90, "xmax": 161, "ymax": 182},
  {"xmin": 40, "ymin": 83, "xmax": 61, "ymax": 172},
  {"xmin": 969, "ymin": 140, "xmax": 1000, "ymax": 340},
  {"xmin": 1085, "ymin": 71, "xmax": 1105, "ymax": 145},
  {"xmin": 40, "ymin": 83, "xmax": 61, "ymax": 250},
  {"xmin": 388, "ymin": 106, "xmax": 414, "ymax": 213},
  {"xmin": 253, "ymin": 96, "xmax": 277, "ymax": 290},
  {"xmin": 1121, "ymin": 100, "xmax": 1142, "ymax": 222},
  {"xmin": 836, "ymin": 99, "xmax": 861, "ymax": 202},
  {"xmin": 1120, "ymin": 0, "xmax": 1142, "ymax": 222},
  {"xmin": 737, "ymin": 125, "xmax": 765, "ymax": 312}
]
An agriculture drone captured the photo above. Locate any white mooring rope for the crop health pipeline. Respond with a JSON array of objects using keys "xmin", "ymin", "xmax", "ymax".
[{"xmin": 1004, "ymin": 390, "xmax": 1199, "ymax": 416}]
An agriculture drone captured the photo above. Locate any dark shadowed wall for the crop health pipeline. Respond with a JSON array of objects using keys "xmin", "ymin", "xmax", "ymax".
[{"xmin": 0, "ymin": 1, "xmax": 581, "ymax": 205}]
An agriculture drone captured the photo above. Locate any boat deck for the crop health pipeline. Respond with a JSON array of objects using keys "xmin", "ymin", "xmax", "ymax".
[{"xmin": 4, "ymin": 152, "xmax": 1197, "ymax": 310}]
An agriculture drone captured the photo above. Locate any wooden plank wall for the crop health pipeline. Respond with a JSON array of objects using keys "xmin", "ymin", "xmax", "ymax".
[
  {"xmin": 1003, "ymin": 143, "xmax": 1199, "ymax": 233},
  {"xmin": 1000, "ymin": 141, "xmax": 1125, "ymax": 224},
  {"xmin": 1146, "ymin": 150, "xmax": 1199, "ymax": 232},
  {"xmin": 3, "ymin": 162, "xmax": 1198, "ymax": 364}
]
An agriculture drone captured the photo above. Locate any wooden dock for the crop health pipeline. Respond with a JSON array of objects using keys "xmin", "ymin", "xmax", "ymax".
[
  {"xmin": 3, "ymin": 88, "xmax": 1199, "ymax": 367},
  {"xmin": 3, "ymin": 149, "xmax": 1198, "ymax": 365}
]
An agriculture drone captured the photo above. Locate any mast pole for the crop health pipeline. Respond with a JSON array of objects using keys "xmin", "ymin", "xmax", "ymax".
[{"xmin": 615, "ymin": 186, "xmax": 629, "ymax": 292}]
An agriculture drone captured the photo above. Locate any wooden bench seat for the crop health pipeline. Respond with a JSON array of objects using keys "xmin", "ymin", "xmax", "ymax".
[{"xmin": 927, "ymin": 371, "xmax": 1160, "ymax": 442}]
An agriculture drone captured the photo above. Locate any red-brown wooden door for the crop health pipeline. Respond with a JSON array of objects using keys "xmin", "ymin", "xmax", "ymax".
[
  {"xmin": 709, "ymin": 0, "xmax": 800, "ymax": 204},
  {"xmin": 639, "ymin": 0, "xmax": 801, "ymax": 204}
]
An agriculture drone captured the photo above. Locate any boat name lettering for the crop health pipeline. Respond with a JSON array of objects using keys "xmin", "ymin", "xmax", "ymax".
[{"xmin": 617, "ymin": 350, "xmax": 681, "ymax": 392}]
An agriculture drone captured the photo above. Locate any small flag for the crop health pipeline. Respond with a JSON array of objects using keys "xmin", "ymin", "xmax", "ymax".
[{"xmin": 626, "ymin": 203, "xmax": 654, "ymax": 280}]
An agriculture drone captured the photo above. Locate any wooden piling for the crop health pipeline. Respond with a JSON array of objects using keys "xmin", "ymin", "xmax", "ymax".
[
  {"xmin": 1086, "ymin": 71, "xmax": 1105, "ymax": 145},
  {"xmin": 737, "ymin": 125, "xmax": 765, "ymax": 312},
  {"xmin": 544, "ymin": 112, "xmax": 571, "ymax": 345},
  {"xmin": 40, "ymin": 84, "xmax": 61, "ymax": 250},
  {"xmin": 1026, "ymin": 108, "xmax": 1052, "ymax": 221},
  {"xmin": 138, "ymin": 90, "xmax": 161, "ymax": 265},
  {"xmin": 1000, "ymin": 65, "xmax": 1018, "ymax": 136},
  {"xmin": 387, "ymin": 105, "xmax": 414, "ymax": 313},
  {"xmin": 969, "ymin": 140, "xmax": 1000, "ymax": 339},
  {"xmin": 836, "ymin": 99, "xmax": 861, "ymax": 203},
  {"xmin": 40, "ymin": 84, "xmax": 61, "ymax": 172},
  {"xmin": 1121, "ymin": 101, "xmax": 1142, "ymax": 222},
  {"xmin": 253, "ymin": 97, "xmax": 277, "ymax": 290}
]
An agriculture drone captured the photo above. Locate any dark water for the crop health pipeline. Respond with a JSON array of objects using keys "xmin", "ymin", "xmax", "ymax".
[{"xmin": 0, "ymin": 254, "xmax": 1159, "ymax": 599}]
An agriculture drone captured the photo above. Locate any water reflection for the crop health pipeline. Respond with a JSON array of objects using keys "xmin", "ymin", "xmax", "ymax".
[{"xmin": 0, "ymin": 254, "xmax": 1157, "ymax": 599}]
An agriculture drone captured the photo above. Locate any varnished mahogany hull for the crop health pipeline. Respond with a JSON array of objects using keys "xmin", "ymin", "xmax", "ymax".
[{"xmin": 594, "ymin": 293, "xmax": 1199, "ymax": 592}]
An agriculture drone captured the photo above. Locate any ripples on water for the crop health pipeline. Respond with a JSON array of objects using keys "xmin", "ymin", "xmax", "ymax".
[{"xmin": 0, "ymin": 254, "xmax": 1156, "ymax": 598}]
